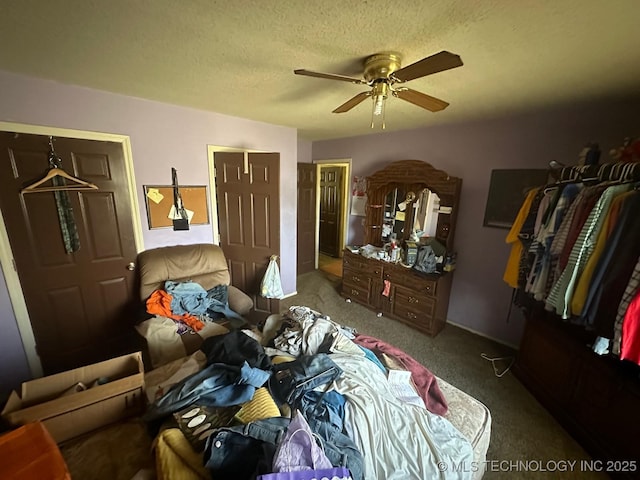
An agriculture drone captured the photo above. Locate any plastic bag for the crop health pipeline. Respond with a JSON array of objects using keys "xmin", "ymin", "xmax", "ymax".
[
  {"xmin": 257, "ymin": 467, "xmax": 352, "ymax": 480},
  {"xmin": 261, "ymin": 255, "xmax": 284, "ymax": 299},
  {"xmin": 413, "ymin": 245, "xmax": 437, "ymax": 274},
  {"xmin": 271, "ymin": 410, "xmax": 332, "ymax": 473}
]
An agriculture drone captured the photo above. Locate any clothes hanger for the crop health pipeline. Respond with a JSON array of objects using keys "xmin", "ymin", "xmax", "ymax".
[{"xmin": 21, "ymin": 137, "xmax": 98, "ymax": 193}]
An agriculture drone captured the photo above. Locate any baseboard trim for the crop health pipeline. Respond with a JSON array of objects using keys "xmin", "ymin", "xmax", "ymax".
[{"xmin": 446, "ymin": 319, "xmax": 520, "ymax": 350}]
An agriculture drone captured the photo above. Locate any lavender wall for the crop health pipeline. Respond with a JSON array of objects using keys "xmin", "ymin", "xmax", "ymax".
[
  {"xmin": 313, "ymin": 98, "xmax": 640, "ymax": 346},
  {"xmin": 0, "ymin": 263, "xmax": 30, "ymax": 391},
  {"xmin": 0, "ymin": 70, "xmax": 297, "ymax": 390},
  {"xmin": 297, "ymin": 138, "xmax": 312, "ymax": 164}
]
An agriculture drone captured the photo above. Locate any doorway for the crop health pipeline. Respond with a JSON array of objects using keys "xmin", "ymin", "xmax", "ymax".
[
  {"xmin": 0, "ymin": 123, "xmax": 143, "ymax": 376},
  {"xmin": 316, "ymin": 160, "xmax": 350, "ymax": 270}
]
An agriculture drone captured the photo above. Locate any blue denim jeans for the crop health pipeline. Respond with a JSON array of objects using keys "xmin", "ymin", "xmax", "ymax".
[
  {"xmin": 204, "ymin": 416, "xmax": 363, "ymax": 480},
  {"xmin": 143, "ymin": 361, "xmax": 270, "ymax": 422},
  {"xmin": 299, "ymin": 391, "xmax": 363, "ymax": 480},
  {"xmin": 268, "ymin": 353, "xmax": 343, "ymax": 405}
]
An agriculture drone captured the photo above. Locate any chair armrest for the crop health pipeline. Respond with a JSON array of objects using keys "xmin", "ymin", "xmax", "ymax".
[{"xmin": 228, "ymin": 285, "xmax": 253, "ymax": 316}]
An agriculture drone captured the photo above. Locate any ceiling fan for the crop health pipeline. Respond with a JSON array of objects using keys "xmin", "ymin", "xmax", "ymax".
[{"xmin": 294, "ymin": 51, "xmax": 463, "ymax": 128}]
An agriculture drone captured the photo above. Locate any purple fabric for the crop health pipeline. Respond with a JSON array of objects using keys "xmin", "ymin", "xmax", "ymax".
[
  {"xmin": 353, "ymin": 333, "xmax": 448, "ymax": 416},
  {"xmin": 272, "ymin": 411, "xmax": 333, "ymax": 473},
  {"xmin": 258, "ymin": 467, "xmax": 352, "ymax": 480}
]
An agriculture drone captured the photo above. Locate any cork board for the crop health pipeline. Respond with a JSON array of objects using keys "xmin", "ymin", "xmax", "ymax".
[{"xmin": 144, "ymin": 185, "xmax": 209, "ymax": 229}]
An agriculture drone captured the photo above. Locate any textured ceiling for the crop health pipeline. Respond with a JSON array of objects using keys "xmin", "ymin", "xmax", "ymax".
[{"xmin": 1, "ymin": 1, "xmax": 639, "ymax": 141}]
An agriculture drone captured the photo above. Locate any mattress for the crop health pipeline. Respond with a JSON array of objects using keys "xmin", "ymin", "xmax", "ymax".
[
  {"xmin": 439, "ymin": 378, "xmax": 492, "ymax": 479},
  {"xmin": 146, "ymin": 351, "xmax": 491, "ymax": 479}
]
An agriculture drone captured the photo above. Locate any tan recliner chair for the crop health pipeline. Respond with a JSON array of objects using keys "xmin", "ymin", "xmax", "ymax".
[
  {"xmin": 138, "ymin": 243, "xmax": 253, "ymax": 315},
  {"xmin": 136, "ymin": 243, "xmax": 254, "ymax": 366}
]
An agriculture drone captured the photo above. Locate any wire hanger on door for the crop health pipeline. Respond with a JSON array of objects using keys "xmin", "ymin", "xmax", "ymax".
[{"xmin": 21, "ymin": 137, "xmax": 99, "ymax": 193}]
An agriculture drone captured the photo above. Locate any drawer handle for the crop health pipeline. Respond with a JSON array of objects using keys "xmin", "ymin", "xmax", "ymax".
[
  {"xmin": 351, "ymin": 289, "xmax": 359, "ymax": 296},
  {"xmin": 353, "ymin": 275, "xmax": 360, "ymax": 283},
  {"xmin": 408, "ymin": 296, "xmax": 419, "ymax": 304},
  {"xmin": 374, "ymin": 269, "xmax": 380, "ymax": 274},
  {"xmin": 407, "ymin": 312, "xmax": 417, "ymax": 320},
  {"xmin": 425, "ymin": 285, "xmax": 432, "ymax": 292}
]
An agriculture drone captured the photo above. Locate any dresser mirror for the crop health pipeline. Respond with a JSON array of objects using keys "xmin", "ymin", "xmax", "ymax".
[
  {"xmin": 381, "ymin": 187, "xmax": 441, "ymax": 244},
  {"xmin": 364, "ymin": 160, "xmax": 462, "ymax": 252}
]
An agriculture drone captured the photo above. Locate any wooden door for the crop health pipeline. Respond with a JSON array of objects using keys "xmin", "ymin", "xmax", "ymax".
[
  {"xmin": 297, "ymin": 163, "xmax": 316, "ymax": 275},
  {"xmin": 0, "ymin": 133, "xmax": 140, "ymax": 375},
  {"xmin": 319, "ymin": 166, "xmax": 342, "ymax": 257},
  {"xmin": 214, "ymin": 152, "xmax": 280, "ymax": 322}
]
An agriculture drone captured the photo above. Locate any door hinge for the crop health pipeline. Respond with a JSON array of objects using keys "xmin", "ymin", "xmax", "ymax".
[{"xmin": 11, "ymin": 258, "xmax": 17, "ymax": 272}]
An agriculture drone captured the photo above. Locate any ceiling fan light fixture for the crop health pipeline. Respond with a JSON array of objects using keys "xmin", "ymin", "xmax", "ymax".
[
  {"xmin": 371, "ymin": 82, "xmax": 389, "ymax": 129},
  {"xmin": 294, "ymin": 50, "xmax": 463, "ymax": 128}
]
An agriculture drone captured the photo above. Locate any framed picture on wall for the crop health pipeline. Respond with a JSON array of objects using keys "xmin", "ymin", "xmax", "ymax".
[{"xmin": 483, "ymin": 169, "xmax": 550, "ymax": 229}]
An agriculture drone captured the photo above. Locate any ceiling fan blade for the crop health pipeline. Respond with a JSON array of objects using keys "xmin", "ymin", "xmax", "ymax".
[
  {"xmin": 333, "ymin": 92, "xmax": 371, "ymax": 113},
  {"xmin": 393, "ymin": 88, "xmax": 449, "ymax": 112},
  {"xmin": 294, "ymin": 69, "xmax": 366, "ymax": 84},
  {"xmin": 392, "ymin": 51, "xmax": 463, "ymax": 83}
]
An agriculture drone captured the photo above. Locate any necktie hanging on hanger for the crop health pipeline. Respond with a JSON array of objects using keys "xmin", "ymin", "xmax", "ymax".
[{"xmin": 21, "ymin": 137, "xmax": 87, "ymax": 253}]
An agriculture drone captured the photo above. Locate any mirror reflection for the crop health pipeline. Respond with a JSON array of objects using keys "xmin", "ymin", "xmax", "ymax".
[{"xmin": 381, "ymin": 187, "xmax": 440, "ymax": 244}]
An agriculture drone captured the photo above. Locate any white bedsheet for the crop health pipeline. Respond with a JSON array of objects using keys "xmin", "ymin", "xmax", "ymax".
[{"xmin": 330, "ymin": 353, "xmax": 474, "ymax": 480}]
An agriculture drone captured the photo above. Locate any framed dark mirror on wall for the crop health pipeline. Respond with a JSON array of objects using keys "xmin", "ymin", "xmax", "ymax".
[{"xmin": 483, "ymin": 169, "xmax": 550, "ymax": 229}]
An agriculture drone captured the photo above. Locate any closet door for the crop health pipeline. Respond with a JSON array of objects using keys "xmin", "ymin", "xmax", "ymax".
[
  {"xmin": 0, "ymin": 133, "xmax": 139, "ymax": 375},
  {"xmin": 297, "ymin": 163, "xmax": 317, "ymax": 275},
  {"xmin": 214, "ymin": 152, "xmax": 280, "ymax": 321}
]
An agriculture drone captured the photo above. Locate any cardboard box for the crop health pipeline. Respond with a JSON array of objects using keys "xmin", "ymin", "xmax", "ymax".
[
  {"xmin": 0, "ymin": 422, "xmax": 71, "ymax": 480},
  {"xmin": 1, "ymin": 352, "xmax": 145, "ymax": 443}
]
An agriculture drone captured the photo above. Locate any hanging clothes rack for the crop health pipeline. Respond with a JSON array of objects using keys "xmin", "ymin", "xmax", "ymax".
[{"xmin": 21, "ymin": 137, "xmax": 98, "ymax": 193}]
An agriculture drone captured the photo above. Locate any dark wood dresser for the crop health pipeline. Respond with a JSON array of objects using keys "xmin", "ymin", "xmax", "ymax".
[
  {"xmin": 344, "ymin": 159, "xmax": 462, "ymax": 337},
  {"xmin": 514, "ymin": 304, "xmax": 640, "ymax": 477},
  {"xmin": 341, "ymin": 249, "xmax": 453, "ymax": 336}
]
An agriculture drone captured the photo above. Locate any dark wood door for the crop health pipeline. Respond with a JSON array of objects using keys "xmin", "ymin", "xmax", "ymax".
[
  {"xmin": 0, "ymin": 133, "xmax": 140, "ymax": 375},
  {"xmin": 319, "ymin": 166, "xmax": 342, "ymax": 257},
  {"xmin": 214, "ymin": 152, "xmax": 280, "ymax": 322},
  {"xmin": 297, "ymin": 163, "xmax": 316, "ymax": 275}
]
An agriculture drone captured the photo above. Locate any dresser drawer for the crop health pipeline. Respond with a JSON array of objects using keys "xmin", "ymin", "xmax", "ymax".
[
  {"xmin": 342, "ymin": 281, "xmax": 370, "ymax": 303},
  {"xmin": 382, "ymin": 269, "xmax": 437, "ymax": 296},
  {"xmin": 343, "ymin": 267, "xmax": 371, "ymax": 288},
  {"xmin": 393, "ymin": 284, "xmax": 436, "ymax": 318},
  {"xmin": 343, "ymin": 252, "xmax": 369, "ymax": 271},
  {"xmin": 419, "ymin": 279, "xmax": 437, "ymax": 297}
]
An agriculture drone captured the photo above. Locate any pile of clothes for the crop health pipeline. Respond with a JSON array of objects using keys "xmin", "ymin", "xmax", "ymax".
[
  {"xmin": 145, "ymin": 280, "xmax": 244, "ymax": 333},
  {"xmin": 143, "ymin": 306, "xmax": 474, "ymax": 480}
]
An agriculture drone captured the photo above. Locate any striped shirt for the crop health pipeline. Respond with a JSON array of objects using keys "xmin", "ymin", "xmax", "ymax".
[{"xmin": 546, "ymin": 184, "xmax": 631, "ymax": 319}]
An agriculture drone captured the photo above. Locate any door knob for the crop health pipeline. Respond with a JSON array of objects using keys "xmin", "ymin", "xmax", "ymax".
[{"xmin": 126, "ymin": 262, "xmax": 136, "ymax": 271}]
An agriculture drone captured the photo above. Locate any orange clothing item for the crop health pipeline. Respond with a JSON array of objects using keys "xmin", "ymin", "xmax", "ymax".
[
  {"xmin": 503, "ymin": 188, "xmax": 540, "ymax": 288},
  {"xmin": 146, "ymin": 289, "xmax": 205, "ymax": 332}
]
